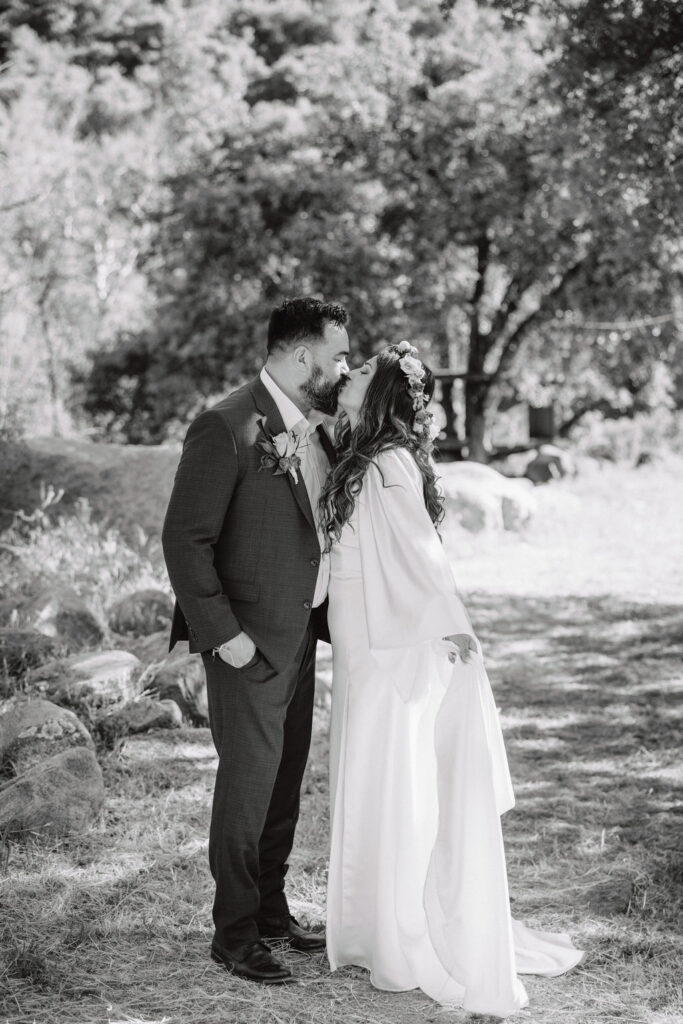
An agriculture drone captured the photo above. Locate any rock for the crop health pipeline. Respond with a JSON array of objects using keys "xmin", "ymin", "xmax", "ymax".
[
  {"xmin": 0, "ymin": 628, "xmax": 60, "ymax": 677},
  {"xmin": 587, "ymin": 879, "xmax": 635, "ymax": 916},
  {"xmin": 501, "ymin": 481, "xmax": 536, "ymax": 531},
  {"xmin": 488, "ymin": 451, "xmax": 537, "ymax": 478},
  {"xmin": 0, "ymin": 698, "xmax": 93, "ymax": 775},
  {"xmin": 34, "ymin": 650, "xmax": 143, "ymax": 708},
  {"xmin": 584, "ymin": 442, "xmax": 616, "ymax": 462},
  {"xmin": 108, "ymin": 589, "xmax": 174, "ymax": 637},
  {"xmin": 99, "ymin": 697, "xmax": 182, "ymax": 738},
  {"xmin": 126, "ymin": 630, "xmax": 169, "ymax": 665},
  {"xmin": 0, "ymin": 746, "xmax": 104, "ymax": 837},
  {"xmin": 15, "ymin": 582, "xmax": 104, "ymax": 651},
  {"xmin": 149, "ymin": 653, "xmax": 208, "ymax": 725},
  {"xmin": 524, "ymin": 444, "xmax": 576, "ymax": 485},
  {"xmin": 0, "ymin": 436, "xmax": 179, "ymax": 544},
  {"xmin": 438, "ymin": 462, "xmax": 537, "ymax": 533}
]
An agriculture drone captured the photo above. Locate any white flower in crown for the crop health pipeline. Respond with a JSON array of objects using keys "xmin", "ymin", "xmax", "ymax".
[
  {"xmin": 399, "ymin": 354, "xmax": 425, "ymax": 381},
  {"xmin": 396, "ymin": 339, "xmax": 418, "ymax": 356}
]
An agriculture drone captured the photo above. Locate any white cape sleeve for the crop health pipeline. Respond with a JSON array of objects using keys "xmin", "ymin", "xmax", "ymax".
[{"xmin": 357, "ymin": 448, "xmax": 473, "ymax": 650}]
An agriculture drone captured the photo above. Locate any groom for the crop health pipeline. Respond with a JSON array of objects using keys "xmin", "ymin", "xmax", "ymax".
[{"xmin": 162, "ymin": 297, "xmax": 350, "ymax": 984}]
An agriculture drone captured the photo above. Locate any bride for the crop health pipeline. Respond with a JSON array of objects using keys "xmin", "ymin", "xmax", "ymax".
[{"xmin": 318, "ymin": 342, "xmax": 583, "ymax": 1017}]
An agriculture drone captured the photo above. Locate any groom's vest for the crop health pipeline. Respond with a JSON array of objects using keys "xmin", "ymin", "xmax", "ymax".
[{"xmin": 162, "ymin": 376, "xmax": 333, "ymax": 672}]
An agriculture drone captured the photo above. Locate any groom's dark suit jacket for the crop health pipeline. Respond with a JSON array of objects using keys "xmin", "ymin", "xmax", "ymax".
[{"xmin": 162, "ymin": 375, "xmax": 333, "ymax": 673}]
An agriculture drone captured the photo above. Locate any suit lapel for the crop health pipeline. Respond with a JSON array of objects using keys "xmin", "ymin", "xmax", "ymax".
[{"xmin": 248, "ymin": 376, "xmax": 316, "ymax": 531}]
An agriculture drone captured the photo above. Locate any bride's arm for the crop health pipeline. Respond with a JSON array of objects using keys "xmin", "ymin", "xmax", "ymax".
[{"xmin": 358, "ymin": 447, "xmax": 475, "ymax": 651}]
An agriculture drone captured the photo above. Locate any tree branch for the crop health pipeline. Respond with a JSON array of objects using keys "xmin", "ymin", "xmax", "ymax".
[
  {"xmin": 557, "ymin": 395, "xmax": 647, "ymax": 436},
  {"xmin": 491, "ymin": 258, "xmax": 587, "ymax": 383},
  {"xmin": 484, "ymin": 273, "xmax": 530, "ymax": 345}
]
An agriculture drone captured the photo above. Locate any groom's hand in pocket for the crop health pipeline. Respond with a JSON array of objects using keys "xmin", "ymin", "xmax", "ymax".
[
  {"xmin": 215, "ymin": 631, "xmax": 257, "ymax": 667},
  {"xmin": 443, "ymin": 633, "xmax": 477, "ymax": 664}
]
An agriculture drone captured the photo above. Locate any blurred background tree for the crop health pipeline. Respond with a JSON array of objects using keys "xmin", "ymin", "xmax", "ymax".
[{"xmin": 0, "ymin": 0, "xmax": 680, "ymax": 453}]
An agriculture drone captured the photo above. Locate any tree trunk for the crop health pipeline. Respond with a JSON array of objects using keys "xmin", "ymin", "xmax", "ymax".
[
  {"xmin": 463, "ymin": 234, "xmax": 492, "ymax": 462},
  {"xmin": 464, "ymin": 380, "xmax": 490, "ymax": 462},
  {"xmin": 38, "ymin": 297, "xmax": 63, "ymax": 437}
]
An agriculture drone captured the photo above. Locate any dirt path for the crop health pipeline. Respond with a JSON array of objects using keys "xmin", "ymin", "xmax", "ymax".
[{"xmin": 2, "ymin": 589, "xmax": 681, "ymax": 1024}]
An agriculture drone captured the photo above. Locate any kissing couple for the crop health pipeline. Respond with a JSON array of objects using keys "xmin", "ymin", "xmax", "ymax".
[{"xmin": 162, "ymin": 297, "xmax": 583, "ymax": 1017}]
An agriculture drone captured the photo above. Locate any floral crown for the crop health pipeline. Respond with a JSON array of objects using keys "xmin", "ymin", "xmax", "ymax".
[{"xmin": 394, "ymin": 340, "xmax": 440, "ymax": 442}]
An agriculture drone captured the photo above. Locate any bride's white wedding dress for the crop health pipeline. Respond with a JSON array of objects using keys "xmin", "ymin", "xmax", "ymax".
[{"xmin": 326, "ymin": 448, "xmax": 583, "ymax": 1017}]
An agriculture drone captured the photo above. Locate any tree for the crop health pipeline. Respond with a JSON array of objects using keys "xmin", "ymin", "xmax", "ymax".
[
  {"xmin": 0, "ymin": 24, "xmax": 158, "ymax": 434},
  {"xmin": 77, "ymin": 0, "xmax": 682, "ymax": 452}
]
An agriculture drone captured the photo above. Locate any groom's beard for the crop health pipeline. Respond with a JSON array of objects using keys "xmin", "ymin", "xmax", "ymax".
[{"xmin": 302, "ymin": 365, "xmax": 348, "ymax": 416}]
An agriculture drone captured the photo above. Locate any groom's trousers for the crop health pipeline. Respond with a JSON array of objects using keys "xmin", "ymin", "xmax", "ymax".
[{"xmin": 202, "ymin": 621, "xmax": 317, "ymax": 952}]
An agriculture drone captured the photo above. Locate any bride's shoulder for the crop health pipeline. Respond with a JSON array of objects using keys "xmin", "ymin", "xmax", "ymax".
[{"xmin": 370, "ymin": 446, "xmax": 421, "ymax": 489}]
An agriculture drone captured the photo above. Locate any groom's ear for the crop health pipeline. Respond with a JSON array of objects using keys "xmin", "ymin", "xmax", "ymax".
[{"xmin": 292, "ymin": 344, "xmax": 312, "ymax": 373}]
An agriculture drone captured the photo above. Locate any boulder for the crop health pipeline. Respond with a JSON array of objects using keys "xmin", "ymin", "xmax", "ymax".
[
  {"xmin": 0, "ymin": 628, "xmax": 60, "ymax": 678},
  {"xmin": 34, "ymin": 650, "xmax": 143, "ymax": 708},
  {"xmin": 126, "ymin": 630, "xmax": 169, "ymax": 666},
  {"xmin": 0, "ymin": 746, "xmax": 104, "ymax": 837},
  {"xmin": 524, "ymin": 444, "xmax": 576, "ymax": 485},
  {"xmin": 108, "ymin": 589, "xmax": 174, "ymax": 637},
  {"xmin": 488, "ymin": 451, "xmax": 537, "ymax": 478},
  {"xmin": 438, "ymin": 462, "xmax": 537, "ymax": 533},
  {"xmin": 0, "ymin": 436, "xmax": 179, "ymax": 544},
  {"xmin": 99, "ymin": 697, "xmax": 183, "ymax": 739},
  {"xmin": 13, "ymin": 582, "xmax": 104, "ymax": 651},
  {"xmin": 0, "ymin": 698, "xmax": 93, "ymax": 775},
  {"xmin": 149, "ymin": 653, "xmax": 208, "ymax": 725}
]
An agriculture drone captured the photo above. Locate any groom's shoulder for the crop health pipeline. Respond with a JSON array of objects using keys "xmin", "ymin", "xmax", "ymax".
[{"xmin": 200, "ymin": 380, "xmax": 258, "ymax": 429}]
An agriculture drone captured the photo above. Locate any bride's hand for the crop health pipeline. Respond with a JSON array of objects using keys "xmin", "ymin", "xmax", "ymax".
[{"xmin": 443, "ymin": 633, "xmax": 477, "ymax": 664}]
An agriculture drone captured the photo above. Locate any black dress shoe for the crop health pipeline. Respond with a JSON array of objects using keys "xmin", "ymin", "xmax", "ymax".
[
  {"xmin": 210, "ymin": 939, "xmax": 295, "ymax": 984},
  {"xmin": 257, "ymin": 914, "xmax": 326, "ymax": 952}
]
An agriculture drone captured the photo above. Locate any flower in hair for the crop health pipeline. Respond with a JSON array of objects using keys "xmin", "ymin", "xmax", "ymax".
[
  {"xmin": 399, "ymin": 354, "xmax": 425, "ymax": 381},
  {"xmin": 413, "ymin": 408, "xmax": 441, "ymax": 442},
  {"xmin": 396, "ymin": 340, "xmax": 418, "ymax": 356},
  {"xmin": 396, "ymin": 344, "xmax": 439, "ymax": 442}
]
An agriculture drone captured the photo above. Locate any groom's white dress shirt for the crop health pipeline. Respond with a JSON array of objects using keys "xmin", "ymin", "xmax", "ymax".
[
  {"xmin": 259, "ymin": 367, "xmax": 330, "ymax": 608},
  {"xmin": 217, "ymin": 367, "xmax": 331, "ymax": 668}
]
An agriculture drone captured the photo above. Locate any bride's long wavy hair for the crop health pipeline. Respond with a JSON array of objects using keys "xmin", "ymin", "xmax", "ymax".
[{"xmin": 319, "ymin": 345, "xmax": 444, "ymax": 551}]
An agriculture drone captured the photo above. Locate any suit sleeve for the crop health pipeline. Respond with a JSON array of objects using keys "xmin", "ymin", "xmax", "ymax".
[
  {"xmin": 358, "ymin": 447, "xmax": 474, "ymax": 650},
  {"xmin": 162, "ymin": 410, "xmax": 242, "ymax": 652}
]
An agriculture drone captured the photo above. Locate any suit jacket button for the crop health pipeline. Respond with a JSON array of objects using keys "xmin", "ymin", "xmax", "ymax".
[
  {"xmin": 310, "ymin": 558, "xmax": 319, "ymax": 567},
  {"xmin": 303, "ymin": 601, "xmax": 312, "ymax": 610}
]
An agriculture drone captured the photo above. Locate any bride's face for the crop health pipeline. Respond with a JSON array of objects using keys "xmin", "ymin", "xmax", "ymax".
[{"xmin": 337, "ymin": 356, "xmax": 378, "ymax": 417}]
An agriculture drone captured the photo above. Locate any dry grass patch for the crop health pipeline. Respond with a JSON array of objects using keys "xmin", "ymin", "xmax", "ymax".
[{"xmin": 2, "ymin": 462, "xmax": 683, "ymax": 1023}]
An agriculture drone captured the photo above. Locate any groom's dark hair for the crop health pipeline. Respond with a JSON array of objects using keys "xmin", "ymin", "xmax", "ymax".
[{"xmin": 267, "ymin": 297, "xmax": 349, "ymax": 354}]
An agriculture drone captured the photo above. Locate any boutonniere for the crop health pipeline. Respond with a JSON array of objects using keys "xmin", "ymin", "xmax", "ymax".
[{"xmin": 257, "ymin": 429, "xmax": 304, "ymax": 483}]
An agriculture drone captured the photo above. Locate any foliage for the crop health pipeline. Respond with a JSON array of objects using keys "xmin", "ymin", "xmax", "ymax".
[
  {"xmin": 0, "ymin": 494, "xmax": 165, "ymax": 633},
  {"xmin": 0, "ymin": 0, "xmax": 680, "ymax": 452}
]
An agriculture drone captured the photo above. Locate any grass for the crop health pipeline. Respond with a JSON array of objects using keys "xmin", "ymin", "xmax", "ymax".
[{"xmin": 1, "ymin": 459, "xmax": 682, "ymax": 1024}]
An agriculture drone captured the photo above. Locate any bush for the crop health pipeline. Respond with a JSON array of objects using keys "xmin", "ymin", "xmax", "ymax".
[
  {"xmin": 571, "ymin": 409, "xmax": 683, "ymax": 464},
  {"xmin": 0, "ymin": 496, "xmax": 168, "ymax": 634}
]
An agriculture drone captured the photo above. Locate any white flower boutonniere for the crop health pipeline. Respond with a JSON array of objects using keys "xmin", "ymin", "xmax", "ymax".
[{"xmin": 258, "ymin": 429, "xmax": 304, "ymax": 483}]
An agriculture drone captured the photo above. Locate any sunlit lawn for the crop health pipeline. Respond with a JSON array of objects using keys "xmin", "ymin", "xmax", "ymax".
[{"xmin": 1, "ymin": 459, "xmax": 682, "ymax": 1024}]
